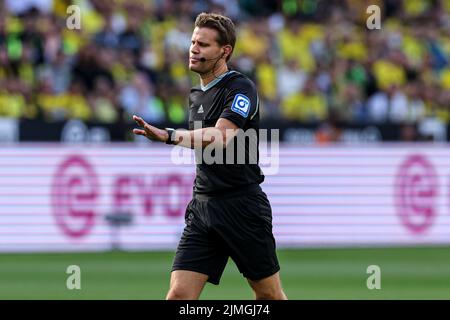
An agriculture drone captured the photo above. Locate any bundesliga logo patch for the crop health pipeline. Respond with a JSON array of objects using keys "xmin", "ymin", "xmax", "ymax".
[{"xmin": 231, "ymin": 94, "xmax": 250, "ymax": 118}]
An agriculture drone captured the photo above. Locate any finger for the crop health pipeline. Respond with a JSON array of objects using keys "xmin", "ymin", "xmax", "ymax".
[
  {"xmin": 133, "ymin": 129, "xmax": 146, "ymax": 136},
  {"xmin": 133, "ymin": 116, "xmax": 144, "ymax": 126},
  {"xmin": 133, "ymin": 115, "xmax": 145, "ymax": 127}
]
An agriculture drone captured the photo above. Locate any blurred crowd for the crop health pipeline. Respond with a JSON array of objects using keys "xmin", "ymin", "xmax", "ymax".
[{"xmin": 0, "ymin": 0, "xmax": 450, "ymax": 134}]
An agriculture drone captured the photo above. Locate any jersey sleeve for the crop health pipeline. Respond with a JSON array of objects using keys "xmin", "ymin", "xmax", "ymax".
[{"xmin": 219, "ymin": 77, "xmax": 259, "ymax": 128}]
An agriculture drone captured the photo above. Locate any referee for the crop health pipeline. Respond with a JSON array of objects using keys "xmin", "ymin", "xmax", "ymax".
[{"xmin": 133, "ymin": 12, "xmax": 287, "ymax": 300}]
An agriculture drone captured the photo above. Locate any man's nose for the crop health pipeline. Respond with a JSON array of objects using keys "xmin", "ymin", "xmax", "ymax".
[{"xmin": 190, "ymin": 44, "xmax": 199, "ymax": 54}]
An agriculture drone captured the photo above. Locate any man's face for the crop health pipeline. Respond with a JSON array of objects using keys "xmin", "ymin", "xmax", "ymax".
[{"xmin": 189, "ymin": 27, "xmax": 223, "ymax": 74}]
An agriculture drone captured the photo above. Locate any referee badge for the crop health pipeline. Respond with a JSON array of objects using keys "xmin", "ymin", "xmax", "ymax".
[{"xmin": 231, "ymin": 94, "xmax": 251, "ymax": 118}]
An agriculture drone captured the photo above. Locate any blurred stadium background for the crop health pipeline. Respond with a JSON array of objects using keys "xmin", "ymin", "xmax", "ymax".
[{"xmin": 1, "ymin": 0, "xmax": 450, "ymax": 300}]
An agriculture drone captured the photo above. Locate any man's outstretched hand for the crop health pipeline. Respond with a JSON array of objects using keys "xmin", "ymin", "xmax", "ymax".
[{"xmin": 132, "ymin": 115, "xmax": 169, "ymax": 142}]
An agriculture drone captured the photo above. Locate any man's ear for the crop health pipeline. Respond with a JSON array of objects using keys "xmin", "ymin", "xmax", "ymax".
[{"xmin": 223, "ymin": 45, "xmax": 232, "ymax": 60}]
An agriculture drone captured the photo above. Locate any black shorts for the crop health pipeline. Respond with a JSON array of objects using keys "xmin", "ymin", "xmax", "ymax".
[{"xmin": 171, "ymin": 184, "xmax": 280, "ymax": 285}]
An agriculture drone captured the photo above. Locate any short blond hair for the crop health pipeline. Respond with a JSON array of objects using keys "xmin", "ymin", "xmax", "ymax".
[{"xmin": 194, "ymin": 12, "xmax": 236, "ymax": 62}]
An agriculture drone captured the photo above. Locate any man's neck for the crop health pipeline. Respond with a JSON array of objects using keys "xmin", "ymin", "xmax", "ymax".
[{"xmin": 200, "ymin": 64, "xmax": 228, "ymax": 87}]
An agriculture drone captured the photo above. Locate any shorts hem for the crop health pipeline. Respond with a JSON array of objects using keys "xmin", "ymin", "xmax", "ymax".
[
  {"xmin": 171, "ymin": 265, "xmax": 221, "ymax": 285},
  {"xmin": 243, "ymin": 265, "xmax": 280, "ymax": 282}
]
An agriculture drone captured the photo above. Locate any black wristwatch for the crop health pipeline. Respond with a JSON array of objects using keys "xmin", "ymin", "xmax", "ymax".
[{"xmin": 165, "ymin": 128, "xmax": 176, "ymax": 145}]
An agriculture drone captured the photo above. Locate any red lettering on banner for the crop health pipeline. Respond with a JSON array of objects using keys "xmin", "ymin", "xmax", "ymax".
[
  {"xmin": 53, "ymin": 155, "xmax": 193, "ymax": 239},
  {"xmin": 113, "ymin": 175, "xmax": 153, "ymax": 217},
  {"xmin": 51, "ymin": 155, "xmax": 99, "ymax": 238},
  {"xmin": 395, "ymin": 154, "xmax": 438, "ymax": 234},
  {"xmin": 157, "ymin": 174, "xmax": 191, "ymax": 218},
  {"xmin": 136, "ymin": 177, "xmax": 153, "ymax": 217},
  {"xmin": 112, "ymin": 174, "xmax": 192, "ymax": 219},
  {"xmin": 114, "ymin": 176, "xmax": 133, "ymax": 207}
]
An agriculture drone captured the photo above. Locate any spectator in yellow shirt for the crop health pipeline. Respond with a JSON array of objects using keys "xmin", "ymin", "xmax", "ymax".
[{"xmin": 282, "ymin": 78, "xmax": 328, "ymax": 122}]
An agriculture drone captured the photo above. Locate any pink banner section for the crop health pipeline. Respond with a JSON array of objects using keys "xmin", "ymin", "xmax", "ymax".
[{"xmin": 1, "ymin": 143, "xmax": 450, "ymax": 252}]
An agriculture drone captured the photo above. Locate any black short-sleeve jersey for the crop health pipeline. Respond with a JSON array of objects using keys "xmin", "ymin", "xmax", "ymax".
[{"xmin": 188, "ymin": 70, "xmax": 264, "ymax": 195}]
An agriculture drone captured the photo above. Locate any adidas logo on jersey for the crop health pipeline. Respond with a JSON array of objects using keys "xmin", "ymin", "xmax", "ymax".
[{"xmin": 198, "ymin": 105, "xmax": 204, "ymax": 113}]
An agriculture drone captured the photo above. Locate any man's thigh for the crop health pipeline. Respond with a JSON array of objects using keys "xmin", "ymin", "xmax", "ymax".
[
  {"xmin": 166, "ymin": 270, "xmax": 209, "ymax": 300},
  {"xmin": 247, "ymin": 272, "xmax": 287, "ymax": 300}
]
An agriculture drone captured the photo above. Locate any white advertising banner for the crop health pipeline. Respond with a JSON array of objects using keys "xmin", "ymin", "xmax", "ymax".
[{"xmin": 1, "ymin": 143, "xmax": 450, "ymax": 252}]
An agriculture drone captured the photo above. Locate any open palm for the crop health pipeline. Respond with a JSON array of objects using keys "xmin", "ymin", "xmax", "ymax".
[{"xmin": 132, "ymin": 115, "xmax": 168, "ymax": 142}]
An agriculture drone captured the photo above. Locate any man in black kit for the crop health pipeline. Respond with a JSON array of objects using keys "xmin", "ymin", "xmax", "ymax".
[{"xmin": 133, "ymin": 12, "xmax": 287, "ymax": 300}]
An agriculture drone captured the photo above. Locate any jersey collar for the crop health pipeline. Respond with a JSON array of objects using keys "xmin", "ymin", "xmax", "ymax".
[{"xmin": 200, "ymin": 70, "xmax": 235, "ymax": 91}]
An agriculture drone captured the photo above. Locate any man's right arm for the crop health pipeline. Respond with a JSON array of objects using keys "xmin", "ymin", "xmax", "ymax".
[{"xmin": 133, "ymin": 115, "xmax": 238, "ymax": 149}]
